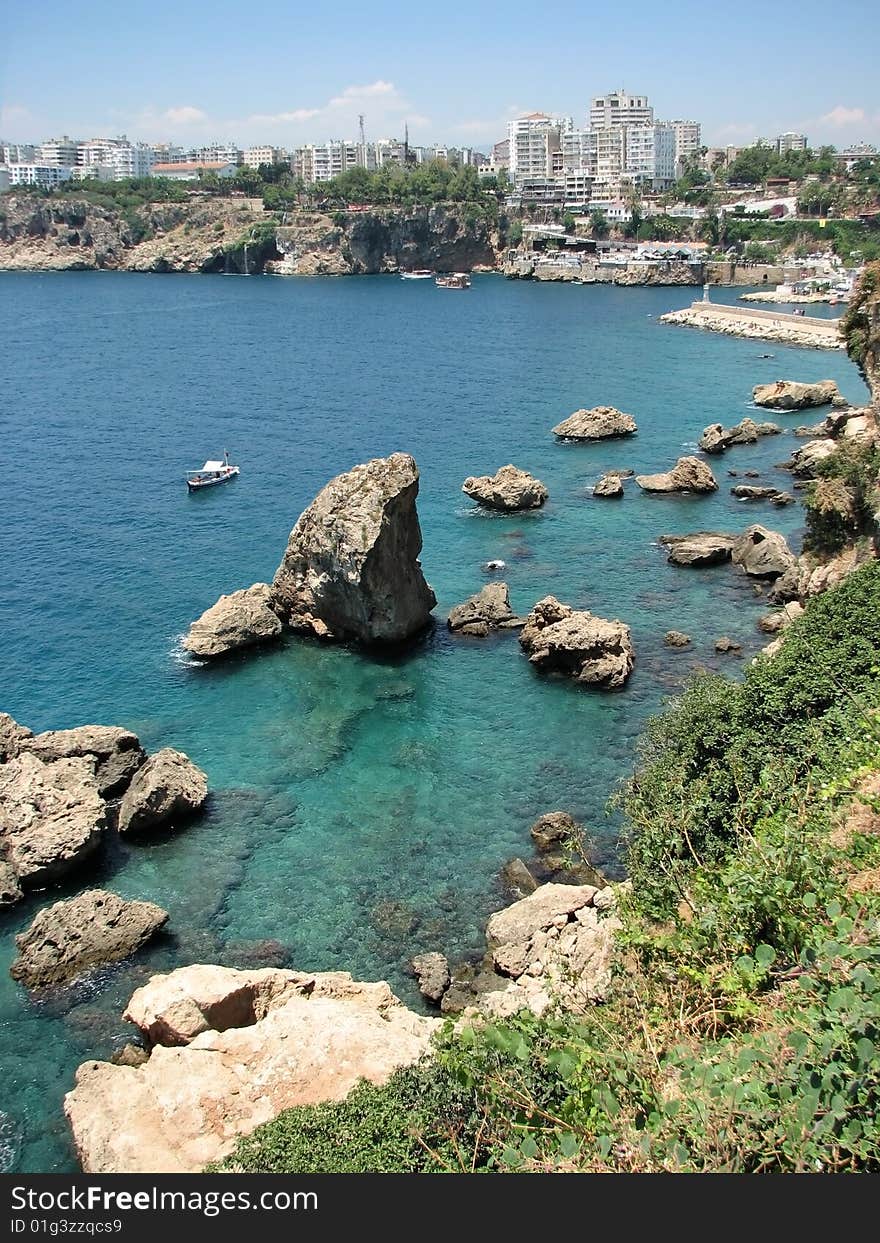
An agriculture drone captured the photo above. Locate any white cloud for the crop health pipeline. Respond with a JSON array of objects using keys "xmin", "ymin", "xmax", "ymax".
[
  {"xmin": 328, "ymin": 80, "xmax": 398, "ymax": 108},
  {"xmin": 819, "ymin": 105, "xmax": 867, "ymax": 127},
  {"xmin": 162, "ymin": 105, "xmax": 208, "ymax": 126},
  {"xmin": 245, "ymin": 108, "xmax": 321, "ymax": 126}
]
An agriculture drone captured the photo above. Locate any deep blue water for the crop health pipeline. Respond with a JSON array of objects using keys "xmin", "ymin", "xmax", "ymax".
[{"xmin": 0, "ymin": 271, "xmax": 867, "ymax": 1172}]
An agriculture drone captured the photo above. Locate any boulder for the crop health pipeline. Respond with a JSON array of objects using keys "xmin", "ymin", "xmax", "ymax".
[
  {"xmin": 636, "ymin": 456, "xmax": 718, "ymax": 493},
  {"xmin": 699, "ymin": 417, "xmax": 781, "ymax": 454},
  {"xmin": 116, "ymin": 748, "xmax": 208, "ymax": 834},
  {"xmin": 731, "ymin": 525, "xmax": 796, "ymax": 579},
  {"xmin": 410, "ymin": 953, "xmax": 451, "ymax": 1004},
  {"xmin": 183, "ymin": 584, "xmax": 282, "ymax": 659},
  {"xmin": 447, "ymin": 582, "xmax": 515, "ymax": 636},
  {"xmin": 788, "ymin": 439, "xmax": 838, "ymax": 478},
  {"xmin": 593, "ymin": 473, "xmax": 624, "ymax": 498},
  {"xmin": 10, "ymin": 889, "xmax": 168, "ymax": 989},
  {"xmin": 752, "ymin": 379, "xmax": 847, "ymax": 410},
  {"xmin": 0, "ymin": 713, "xmax": 32, "ymax": 763},
  {"xmin": 772, "ymin": 491, "xmax": 796, "ymax": 506},
  {"xmin": 461, "ymin": 464, "xmax": 548, "ymax": 511},
  {"xmin": 659, "ymin": 531, "xmax": 734, "ymax": 567},
  {"xmin": 714, "ymin": 636, "xmax": 742, "ymax": 653},
  {"xmin": 271, "ymin": 453, "xmax": 436, "ymax": 642},
  {"xmin": 0, "ymin": 753, "xmax": 105, "ymax": 896},
  {"xmin": 25, "ymin": 726, "xmax": 145, "ymax": 797},
  {"xmin": 64, "ymin": 966, "xmax": 438, "ymax": 1172},
  {"xmin": 552, "ymin": 406, "xmax": 638, "ymax": 440},
  {"xmin": 758, "ymin": 602, "xmax": 805, "ymax": 633},
  {"xmin": 664, "ymin": 630, "xmax": 691, "ymax": 647},
  {"xmin": 529, "ymin": 810, "xmax": 579, "ymax": 852},
  {"xmin": 501, "ymin": 857, "xmax": 539, "ymax": 897},
  {"xmin": 519, "ymin": 596, "xmax": 634, "ymax": 688}
]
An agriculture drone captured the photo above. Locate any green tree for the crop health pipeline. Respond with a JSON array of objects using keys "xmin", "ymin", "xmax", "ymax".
[{"xmin": 589, "ymin": 208, "xmax": 609, "ymax": 238}]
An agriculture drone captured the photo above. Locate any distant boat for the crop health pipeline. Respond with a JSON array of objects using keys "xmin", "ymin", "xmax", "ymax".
[
  {"xmin": 436, "ymin": 272, "xmax": 471, "ymax": 289},
  {"xmin": 401, "ymin": 269, "xmax": 434, "ymax": 280},
  {"xmin": 187, "ymin": 450, "xmax": 240, "ymax": 492}
]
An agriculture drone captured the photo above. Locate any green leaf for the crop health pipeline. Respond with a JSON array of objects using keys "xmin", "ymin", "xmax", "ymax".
[
  {"xmin": 855, "ymin": 1037, "xmax": 875, "ymax": 1065},
  {"xmin": 558, "ymin": 1131, "xmax": 579, "ymax": 1160},
  {"xmin": 802, "ymin": 892, "xmax": 818, "ymax": 910},
  {"xmin": 597, "ymin": 1134, "xmax": 613, "ymax": 1159},
  {"xmin": 754, "ymin": 944, "xmax": 776, "ymax": 969}
]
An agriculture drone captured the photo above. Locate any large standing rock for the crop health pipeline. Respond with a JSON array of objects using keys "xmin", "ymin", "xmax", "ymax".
[
  {"xmin": 183, "ymin": 584, "xmax": 282, "ymax": 659},
  {"xmin": 731, "ymin": 525, "xmax": 796, "ymax": 578},
  {"xmin": 552, "ymin": 406, "xmax": 638, "ymax": 440},
  {"xmin": 410, "ymin": 953, "xmax": 451, "ymax": 1003},
  {"xmin": 271, "ymin": 453, "xmax": 436, "ymax": 642},
  {"xmin": 64, "ymin": 966, "xmax": 438, "ymax": 1172},
  {"xmin": 11, "ymin": 889, "xmax": 169, "ymax": 989},
  {"xmin": 0, "ymin": 713, "xmax": 33, "ymax": 763},
  {"xmin": 117, "ymin": 748, "xmax": 208, "ymax": 834},
  {"xmin": 636, "ymin": 456, "xmax": 718, "ymax": 493},
  {"xmin": 447, "ymin": 582, "xmax": 517, "ymax": 636},
  {"xmin": 519, "ymin": 596, "xmax": 634, "ymax": 688},
  {"xmin": 593, "ymin": 473, "xmax": 625, "ymax": 498},
  {"xmin": 699, "ymin": 417, "xmax": 781, "ymax": 454},
  {"xmin": 25, "ymin": 726, "xmax": 145, "ymax": 797},
  {"xmin": 659, "ymin": 531, "xmax": 735, "ymax": 566},
  {"xmin": 0, "ymin": 753, "xmax": 105, "ymax": 895},
  {"xmin": 753, "ymin": 379, "xmax": 847, "ymax": 410},
  {"xmin": 461, "ymin": 464, "xmax": 548, "ymax": 511}
]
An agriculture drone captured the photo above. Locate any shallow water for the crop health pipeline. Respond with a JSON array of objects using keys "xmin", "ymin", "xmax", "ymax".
[{"xmin": 0, "ymin": 271, "xmax": 867, "ymax": 1171}]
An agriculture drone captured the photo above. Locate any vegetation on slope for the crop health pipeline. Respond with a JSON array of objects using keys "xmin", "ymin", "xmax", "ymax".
[
  {"xmin": 842, "ymin": 262, "xmax": 880, "ymax": 394},
  {"xmin": 217, "ymin": 561, "xmax": 880, "ymax": 1174}
]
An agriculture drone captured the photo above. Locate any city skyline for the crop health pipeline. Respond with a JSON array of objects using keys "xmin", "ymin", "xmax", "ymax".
[{"xmin": 2, "ymin": 0, "xmax": 880, "ymax": 150}]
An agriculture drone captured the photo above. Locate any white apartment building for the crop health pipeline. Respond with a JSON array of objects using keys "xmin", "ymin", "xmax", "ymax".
[
  {"xmin": 150, "ymin": 160, "xmax": 237, "ymax": 181},
  {"xmin": 38, "ymin": 136, "xmax": 79, "ymax": 166},
  {"xmin": 838, "ymin": 143, "xmax": 878, "ymax": 172},
  {"xmin": 507, "ymin": 113, "xmax": 572, "ymax": 187},
  {"xmin": 589, "ymin": 91, "xmax": 653, "ymax": 130},
  {"xmin": 776, "ymin": 132, "xmax": 807, "ymax": 154},
  {"xmin": 561, "ymin": 128, "xmax": 594, "ymax": 172},
  {"xmin": 76, "ymin": 138, "xmax": 155, "ymax": 181},
  {"xmin": 591, "ymin": 127, "xmax": 625, "ymax": 195},
  {"xmin": 292, "ymin": 140, "xmax": 361, "ymax": 182},
  {"xmin": 5, "ymin": 163, "xmax": 73, "ymax": 188},
  {"xmin": 242, "ymin": 145, "xmax": 285, "ymax": 168},
  {"xmin": 563, "ymin": 170, "xmax": 593, "ymax": 207},
  {"xmin": 2, "ymin": 143, "xmax": 36, "ymax": 163},
  {"xmin": 668, "ymin": 120, "xmax": 701, "ymax": 174},
  {"xmin": 183, "ymin": 143, "xmax": 241, "ymax": 167},
  {"xmin": 625, "ymin": 123, "xmax": 676, "ymax": 191}
]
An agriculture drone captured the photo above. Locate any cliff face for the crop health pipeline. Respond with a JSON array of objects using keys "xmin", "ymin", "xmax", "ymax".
[
  {"xmin": 842, "ymin": 262, "xmax": 880, "ymax": 402},
  {"xmin": 270, "ymin": 204, "xmax": 501, "ymax": 275},
  {"xmin": 0, "ymin": 194, "xmax": 271, "ymax": 273}
]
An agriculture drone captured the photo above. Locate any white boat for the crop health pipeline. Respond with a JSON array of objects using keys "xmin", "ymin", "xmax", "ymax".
[
  {"xmin": 401, "ymin": 269, "xmax": 434, "ymax": 280},
  {"xmin": 436, "ymin": 272, "xmax": 471, "ymax": 289},
  {"xmin": 187, "ymin": 451, "xmax": 240, "ymax": 491}
]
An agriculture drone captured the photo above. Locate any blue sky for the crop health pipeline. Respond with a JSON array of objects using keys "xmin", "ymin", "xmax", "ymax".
[{"xmin": 2, "ymin": 0, "xmax": 879, "ymax": 149}]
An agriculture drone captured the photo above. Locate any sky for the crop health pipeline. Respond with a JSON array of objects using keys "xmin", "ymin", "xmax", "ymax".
[{"xmin": 2, "ymin": 0, "xmax": 879, "ymax": 151}]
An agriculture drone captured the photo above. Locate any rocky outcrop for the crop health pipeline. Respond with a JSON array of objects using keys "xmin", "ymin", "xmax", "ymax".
[
  {"xmin": 11, "ymin": 889, "xmax": 168, "ymax": 989},
  {"xmin": 699, "ymin": 417, "xmax": 781, "ymax": 454},
  {"xmin": 64, "ymin": 965, "xmax": 438, "ymax": 1172},
  {"xmin": 519, "ymin": 596, "xmax": 634, "ymax": 688},
  {"xmin": 664, "ymin": 630, "xmax": 691, "ymax": 647},
  {"xmin": 0, "ymin": 712, "xmax": 32, "ymax": 762},
  {"xmin": 636, "ymin": 456, "xmax": 718, "ymax": 494},
  {"xmin": 770, "ymin": 545, "xmax": 876, "ymax": 605},
  {"xmin": 0, "ymin": 753, "xmax": 105, "ymax": 896},
  {"xmin": 787, "ymin": 439, "xmax": 838, "ymax": 478},
  {"xmin": 272, "ymin": 453, "xmax": 436, "ymax": 642},
  {"xmin": 529, "ymin": 810, "xmax": 578, "ymax": 852},
  {"xmin": 731, "ymin": 525, "xmax": 796, "ymax": 578},
  {"xmin": 117, "ymin": 749, "xmax": 208, "ymax": 834},
  {"xmin": 24, "ymin": 726, "xmax": 145, "ymax": 797},
  {"xmin": 714, "ymin": 636, "xmax": 742, "ymax": 654},
  {"xmin": 752, "ymin": 379, "xmax": 847, "ymax": 410},
  {"xmin": 182, "ymin": 583, "xmax": 282, "ymax": 659},
  {"xmin": 410, "ymin": 953, "xmax": 451, "ymax": 1004},
  {"xmin": 461, "ymin": 464, "xmax": 548, "ymax": 512},
  {"xmin": 552, "ymin": 406, "xmax": 638, "ymax": 441},
  {"xmin": 758, "ymin": 602, "xmax": 805, "ymax": 633},
  {"xmin": 732, "ymin": 485, "xmax": 795, "ymax": 505},
  {"xmin": 447, "ymin": 582, "xmax": 517, "ymax": 636},
  {"xmin": 593, "ymin": 473, "xmax": 625, "ymax": 498},
  {"xmin": 841, "ymin": 262, "xmax": 880, "ymax": 402},
  {"xmin": 659, "ymin": 531, "xmax": 734, "ymax": 567}
]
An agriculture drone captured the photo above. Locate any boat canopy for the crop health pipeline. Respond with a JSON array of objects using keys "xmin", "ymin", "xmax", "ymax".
[{"xmin": 198, "ymin": 460, "xmax": 226, "ymax": 472}]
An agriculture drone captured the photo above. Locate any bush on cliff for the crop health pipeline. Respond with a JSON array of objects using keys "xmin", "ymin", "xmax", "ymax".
[{"xmin": 803, "ymin": 439, "xmax": 880, "ymax": 555}]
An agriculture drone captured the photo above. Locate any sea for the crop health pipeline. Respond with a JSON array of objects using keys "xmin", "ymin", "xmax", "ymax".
[{"xmin": 0, "ymin": 271, "xmax": 867, "ymax": 1171}]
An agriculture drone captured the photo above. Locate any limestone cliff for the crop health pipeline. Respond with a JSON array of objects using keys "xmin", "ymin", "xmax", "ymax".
[{"xmin": 842, "ymin": 262, "xmax": 880, "ymax": 402}]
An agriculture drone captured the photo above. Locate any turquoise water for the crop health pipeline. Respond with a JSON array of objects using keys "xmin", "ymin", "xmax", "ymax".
[{"xmin": 0, "ymin": 272, "xmax": 867, "ymax": 1172}]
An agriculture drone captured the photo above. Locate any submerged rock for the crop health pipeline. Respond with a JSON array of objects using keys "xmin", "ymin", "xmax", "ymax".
[
  {"xmin": 447, "ymin": 582, "xmax": 516, "ymax": 636},
  {"xmin": 183, "ymin": 584, "xmax": 282, "ymax": 659},
  {"xmin": 64, "ymin": 965, "xmax": 438, "ymax": 1172},
  {"xmin": 731, "ymin": 525, "xmax": 796, "ymax": 578},
  {"xmin": 593, "ymin": 473, "xmax": 625, "ymax": 498},
  {"xmin": 0, "ymin": 753, "xmax": 105, "ymax": 897},
  {"xmin": 116, "ymin": 748, "xmax": 208, "ymax": 834},
  {"xmin": 501, "ymin": 857, "xmax": 539, "ymax": 897},
  {"xmin": 461, "ymin": 464, "xmax": 548, "ymax": 511},
  {"xmin": 714, "ymin": 636, "xmax": 742, "ymax": 653},
  {"xmin": 699, "ymin": 417, "xmax": 781, "ymax": 454},
  {"xmin": 11, "ymin": 889, "xmax": 168, "ymax": 989},
  {"xmin": 25, "ymin": 725, "xmax": 145, "ymax": 797},
  {"xmin": 519, "ymin": 596, "xmax": 634, "ymax": 688},
  {"xmin": 636, "ymin": 456, "xmax": 718, "ymax": 493},
  {"xmin": 659, "ymin": 531, "xmax": 734, "ymax": 567},
  {"xmin": 272, "ymin": 452, "xmax": 436, "ymax": 642},
  {"xmin": 752, "ymin": 379, "xmax": 847, "ymax": 410},
  {"xmin": 552, "ymin": 406, "xmax": 638, "ymax": 440},
  {"xmin": 410, "ymin": 953, "xmax": 450, "ymax": 1004},
  {"xmin": 664, "ymin": 630, "xmax": 691, "ymax": 647}
]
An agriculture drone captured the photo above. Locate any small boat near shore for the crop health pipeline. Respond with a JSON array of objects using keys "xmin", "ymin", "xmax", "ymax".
[
  {"xmin": 187, "ymin": 451, "xmax": 240, "ymax": 492},
  {"xmin": 436, "ymin": 273, "xmax": 471, "ymax": 289},
  {"xmin": 401, "ymin": 269, "xmax": 434, "ymax": 280}
]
